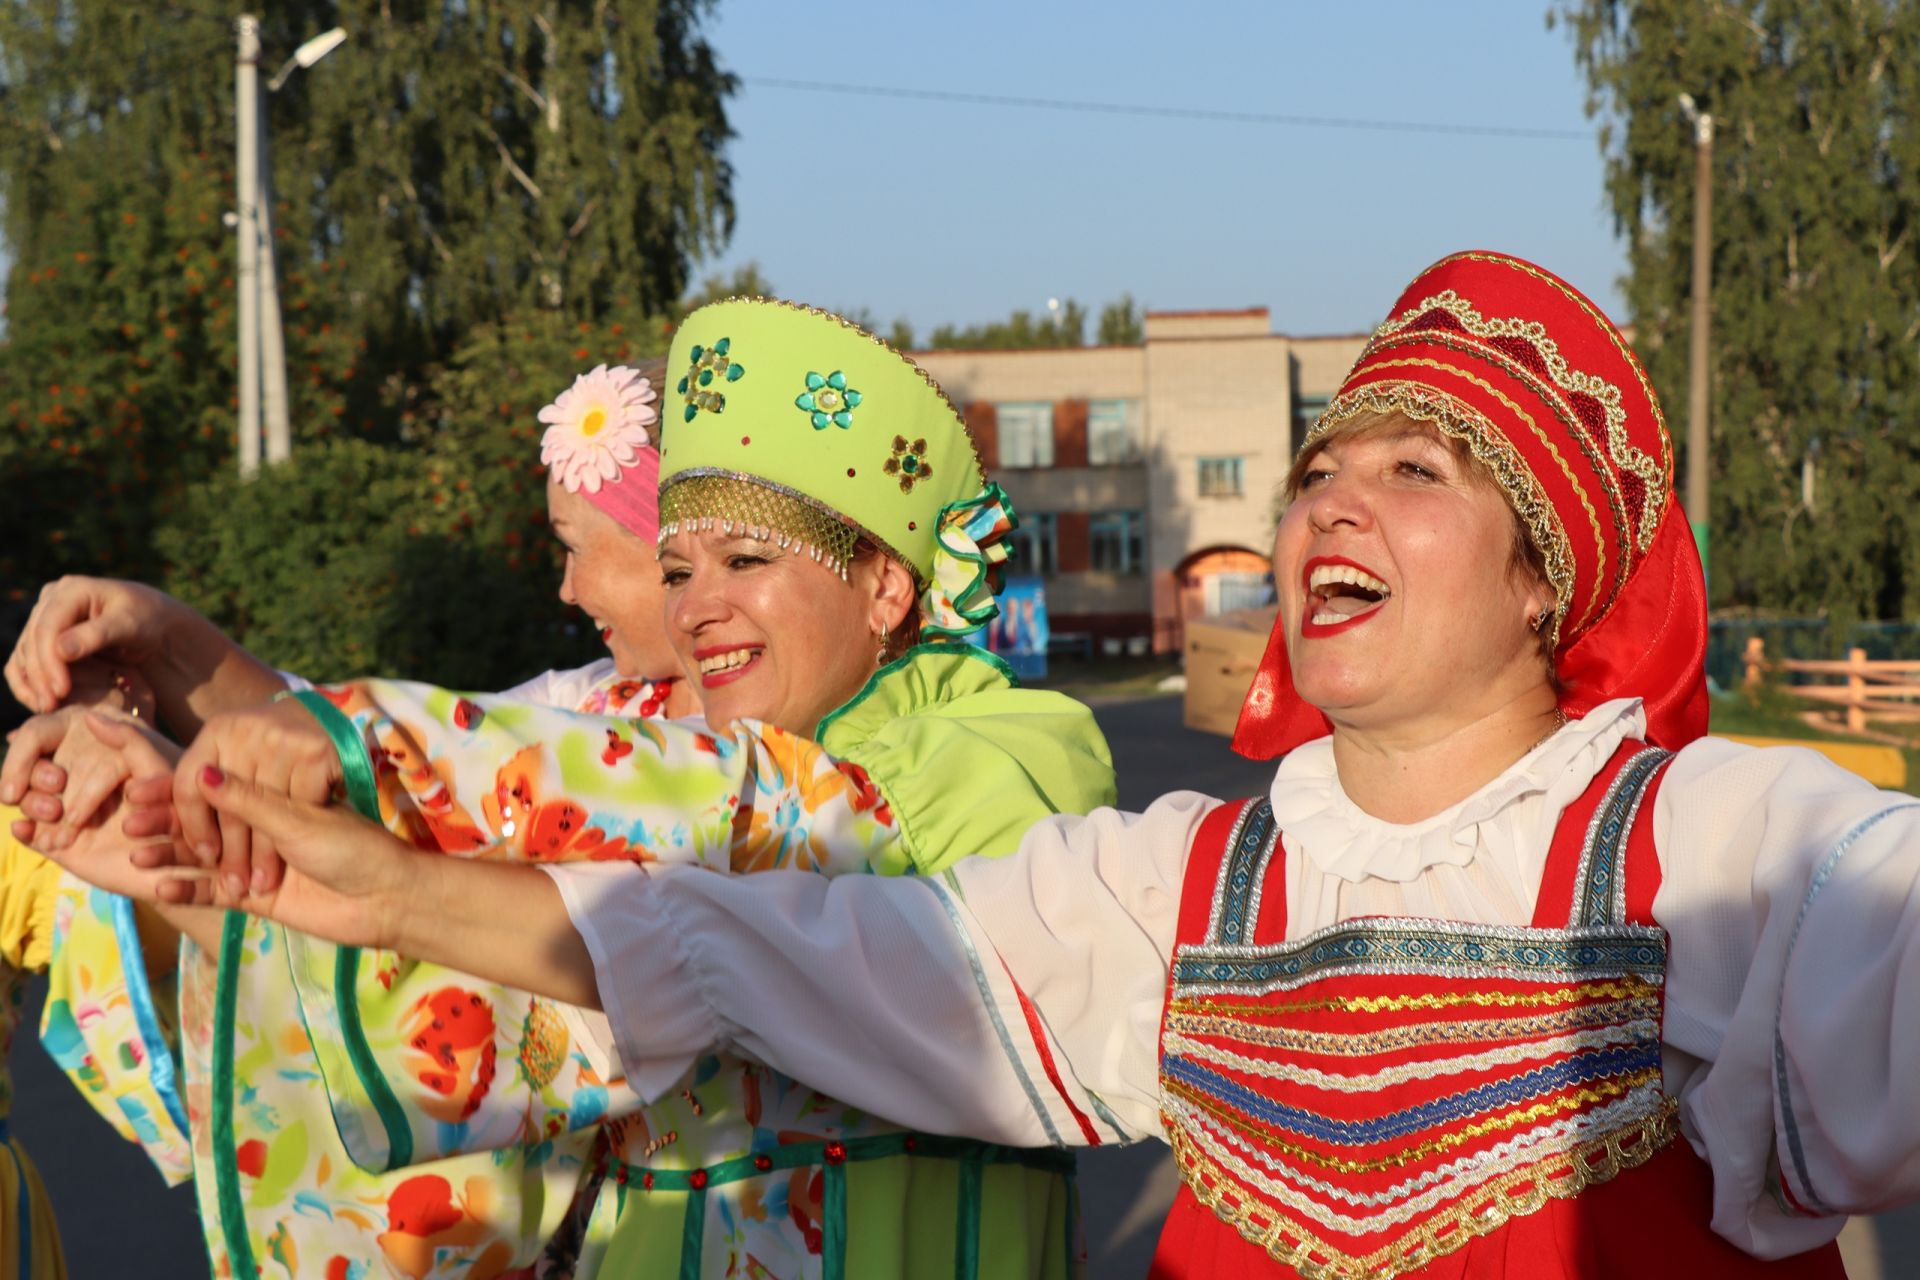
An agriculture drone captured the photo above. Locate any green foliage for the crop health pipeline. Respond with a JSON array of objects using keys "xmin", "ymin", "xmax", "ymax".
[
  {"xmin": 681, "ymin": 261, "xmax": 777, "ymax": 312},
  {"xmin": 1097, "ymin": 293, "xmax": 1144, "ymax": 346},
  {"xmin": 153, "ymin": 305, "xmax": 671, "ymax": 687},
  {"xmin": 0, "ymin": 0, "xmax": 733, "ymax": 686},
  {"xmin": 154, "ymin": 437, "xmax": 571, "ymax": 686},
  {"xmin": 930, "ymin": 298, "xmax": 1089, "ymax": 350},
  {"xmin": 1557, "ymin": 0, "xmax": 1920, "ymax": 621}
]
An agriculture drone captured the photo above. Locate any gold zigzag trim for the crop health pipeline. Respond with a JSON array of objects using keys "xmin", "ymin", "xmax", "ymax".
[
  {"xmin": 1165, "ymin": 1103, "xmax": 1678, "ymax": 1278},
  {"xmin": 1160, "ymin": 1069, "xmax": 1663, "ymax": 1174},
  {"xmin": 1166, "ymin": 977, "xmax": 1661, "ymax": 1020},
  {"xmin": 1165, "ymin": 998, "xmax": 1663, "ymax": 1057}
]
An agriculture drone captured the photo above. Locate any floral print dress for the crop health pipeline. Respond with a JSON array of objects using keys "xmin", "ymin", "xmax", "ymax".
[
  {"xmin": 45, "ymin": 649, "xmax": 1114, "ymax": 1279},
  {"xmin": 263, "ymin": 646, "xmax": 1109, "ymax": 1278}
]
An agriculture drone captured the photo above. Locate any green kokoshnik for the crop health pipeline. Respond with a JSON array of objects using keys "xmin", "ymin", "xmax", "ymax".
[{"xmin": 659, "ymin": 298, "xmax": 1014, "ymax": 639}]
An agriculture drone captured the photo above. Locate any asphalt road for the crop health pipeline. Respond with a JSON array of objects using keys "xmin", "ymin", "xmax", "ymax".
[{"xmin": 11, "ymin": 693, "xmax": 1920, "ymax": 1276}]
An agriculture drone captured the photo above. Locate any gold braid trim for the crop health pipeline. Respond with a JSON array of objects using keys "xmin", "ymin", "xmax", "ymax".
[
  {"xmin": 1444, "ymin": 251, "xmax": 1675, "ymax": 487},
  {"xmin": 1309, "ymin": 381, "xmax": 1580, "ymax": 644},
  {"xmin": 1165, "ymin": 1102, "xmax": 1678, "ymax": 1278},
  {"xmin": 1371, "ymin": 284, "xmax": 1666, "ymax": 555},
  {"xmin": 659, "ymin": 472, "xmax": 863, "ymax": 580},
  {"xmin": 1165, "ymin": 997, "xmax": 1663, "ymax": 1057},
  {"xmin": 1166, "ymin": 976, "xmax": 1662, "ymax": 1019},
  {"xmin": 1161, "ymin": 1069, "xmax": 1662, "ymax": 1175}
]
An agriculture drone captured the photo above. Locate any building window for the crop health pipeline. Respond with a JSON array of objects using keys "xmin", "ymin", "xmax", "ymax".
[
  {"xmin": 1090, "ymin": 511, "xmax": 1145, "ymax": 575},
  {"xmin": 1005, "ymin": 512, "xmax": 1058, "ymax": 577},
  {"xmin": 1088, "ymin": 399, "xmax": 1142, "ymax": 465},
  {"xmin": 1197, "ymin": 456, "xmax": 1244, "ymax": 498},
  {"xmin": 1293, "ymin": 394, "xmax": 1330, "ymax": 449},
  {"xmin": 996, "ymin": 402, "xmax": 1055, "ymax": 468}
]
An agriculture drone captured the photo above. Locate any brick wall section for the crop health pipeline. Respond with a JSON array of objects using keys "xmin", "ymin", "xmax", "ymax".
[
  {"xmin": 963, "ymin": 401, "xmax": 998, "ymax": 470},
  {"xmin": 1057, "ymin": 511, "xmax": 1091, "ymax": 573},
  {"xmin": 1054, "ymin": 398, "xmax": 1089, "ymax": 468}
]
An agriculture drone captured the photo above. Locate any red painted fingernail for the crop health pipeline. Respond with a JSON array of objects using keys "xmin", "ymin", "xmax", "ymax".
[{"xmin": 201, "ymin": 765, "xmax": 225, "ymax": 788}]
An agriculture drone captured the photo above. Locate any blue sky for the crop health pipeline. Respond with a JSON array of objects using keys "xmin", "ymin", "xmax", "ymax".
[{"xmin": 697, "ymin": 1, "xmax": 1630, "ymax": 338}]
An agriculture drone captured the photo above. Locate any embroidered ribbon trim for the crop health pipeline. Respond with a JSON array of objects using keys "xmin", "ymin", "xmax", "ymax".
[
  {"xmin": 920, "ymin": 481, "xmax": 1016, "ymax": 640},
  {"xmin": 212, "ymin": 911, "xmax": 258, "ymax": 1280},
  {"xmin": 1166, "ymin": 1103, "xmax": 1677, "ymax": 1279},
  {"xmin": 290, "ymin": 689, "xmax": 414, "ymax": 1172}
]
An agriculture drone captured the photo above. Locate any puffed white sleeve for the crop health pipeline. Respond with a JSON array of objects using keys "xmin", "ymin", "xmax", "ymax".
[
  {"xmin": 1651, "ymin": 738, "xmax": 1920, "ymax": 1258},
  {"xmin": 542, "ymin": 791, "xmax": 1213, "ymax": 1148}
]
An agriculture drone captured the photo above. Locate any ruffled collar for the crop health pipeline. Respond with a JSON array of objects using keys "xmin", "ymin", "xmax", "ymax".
[
  {"xmin": 815, "ymin": 642, "xmax": 1017, "ymax": 756},
  {"xmin": 1268, "ymin": 699, "xmax": 1646, "ymax": 883}
]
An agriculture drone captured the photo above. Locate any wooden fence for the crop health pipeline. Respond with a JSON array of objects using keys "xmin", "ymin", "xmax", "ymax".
[{"xmin": 1742, "ymin": 637, "xmax": 1920, "ymax": 732}]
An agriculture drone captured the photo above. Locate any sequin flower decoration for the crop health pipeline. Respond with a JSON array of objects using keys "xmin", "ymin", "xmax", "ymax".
[
  {"xmin": 795, "ymin": 370, "xmax": 862, "ymax": 430},
  {"xmin": 678, "ymin": 338, "xmax": 746, "ymax": 422},
  {"xmin": 538, "ymin": 364, "xmax": 659, "ymax": 494},
  {"xmin": 883, "ymin": 435, "xmax": 933, "ymax": 492}
]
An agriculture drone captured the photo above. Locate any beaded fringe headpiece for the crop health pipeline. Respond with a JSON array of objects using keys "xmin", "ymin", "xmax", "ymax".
[{"xmin": 658, "ymin": 471, "xmax": 863, "ymax": 581}]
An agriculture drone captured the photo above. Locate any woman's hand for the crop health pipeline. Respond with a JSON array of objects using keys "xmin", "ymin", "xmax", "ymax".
[
  {"xmin": 12, "ymin": 715, "xmax": 198, "ymax": 903},
  {"xmin": 186, "ymin": 767, "xmax": 411, "ymax": 949},
  {"xmin": 1, "ymin": 695, "xmax": 165, "ymax": 846},
  {"xmin": 172, "ymin": 699, "xmax": 343, "ymax": 899},
  {"xmin": 5, "ymin": 577, "xmax": 182, "ymax": 714},
  {"xmin": 30, "ymin": 753, "xmax": 415, "ymax": 951}
]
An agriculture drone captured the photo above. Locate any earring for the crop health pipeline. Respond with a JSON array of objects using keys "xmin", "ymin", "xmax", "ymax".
[
  {"xmin": 873, "ymin": 628, "xmax": 889, "ymax": 666},
  {"xmin": 1531, "ymin": 606, "xmax": 1555, "ymax": 634}
]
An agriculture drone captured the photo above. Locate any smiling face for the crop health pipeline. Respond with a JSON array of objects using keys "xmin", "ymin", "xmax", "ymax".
[
  {"xmin": 1273, "ymin": 416, "xmax": 1556, "ymax": 734},
  {"xmin": 659, "ymin": 525, "xmax": 918, "ymax": 737},
  {"xmin": 547, "ymin": 478, "xmax": 677, "ymax": 680}
]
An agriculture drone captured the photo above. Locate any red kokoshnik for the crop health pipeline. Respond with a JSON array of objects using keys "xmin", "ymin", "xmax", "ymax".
[{"xmin": 1232, "ymin": 251, "xmax": 1710, "ymax": 759}]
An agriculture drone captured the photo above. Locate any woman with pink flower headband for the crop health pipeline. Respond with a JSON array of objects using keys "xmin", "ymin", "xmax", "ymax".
[{"xmin": 0, "ymin": 362, "xmax": 704, "ymax": 1276}]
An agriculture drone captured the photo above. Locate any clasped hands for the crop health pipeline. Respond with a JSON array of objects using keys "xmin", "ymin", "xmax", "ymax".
[{"xmin": 4, "ymin": 692, "xmax": 413, "ymax": 950}]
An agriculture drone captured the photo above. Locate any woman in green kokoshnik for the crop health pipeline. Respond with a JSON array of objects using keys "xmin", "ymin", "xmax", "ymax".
[{"xmin": 46, "ymin": 300, "xmax": 1116, "ymax": 1279}]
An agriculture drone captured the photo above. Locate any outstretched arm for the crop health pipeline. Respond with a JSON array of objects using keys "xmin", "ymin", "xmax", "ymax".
[
  {"xmin": 5, "ymin": 575, "xmax": 285, "ymax": 737},
  {"xmin": 1654, "ymin": 739, "xmax": 1920, "ymax": 1258},
  {"xmin": 62, "ymin": 767, "xmax": 603, "ymax": 1008}
]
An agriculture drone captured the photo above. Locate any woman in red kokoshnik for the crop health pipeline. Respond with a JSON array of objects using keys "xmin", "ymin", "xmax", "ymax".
[{"xmin": 159, "ymin": 252, "xmax": 1919, "ymax": 1277}]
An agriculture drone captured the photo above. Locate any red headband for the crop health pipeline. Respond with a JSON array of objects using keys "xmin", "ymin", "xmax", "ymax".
[{"xmin": 1232, "ymin": 251, "xmax": 1708, "ymax": 759}]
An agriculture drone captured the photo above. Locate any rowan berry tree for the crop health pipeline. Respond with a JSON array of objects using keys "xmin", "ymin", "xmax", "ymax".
[{"xmin": 0, "ymin": 0, "xmax": 734, "ymax": 683}]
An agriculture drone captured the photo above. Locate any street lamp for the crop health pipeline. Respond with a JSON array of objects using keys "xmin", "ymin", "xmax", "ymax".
[
  {"xmin": 235, "ymin": 18, "xmax": 347, "ymax": 475},
  {"xmin": 268, "ymin": 28, "xmax": 348, "ymax": 93},
  {"xmin": 1677, "ymin": 92, "xmax": 1714, "ymax": 582}
]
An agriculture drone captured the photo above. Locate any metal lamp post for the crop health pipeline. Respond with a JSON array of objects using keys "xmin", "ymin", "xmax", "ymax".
[{"xmin": 234, "ymin": 19, "xmax": 346, "ymax": 475}]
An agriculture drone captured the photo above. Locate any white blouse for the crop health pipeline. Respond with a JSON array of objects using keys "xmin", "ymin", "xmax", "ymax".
[{"xmin": 545, "ymin": 698, "xmax": 1920, "ymax": 1260}]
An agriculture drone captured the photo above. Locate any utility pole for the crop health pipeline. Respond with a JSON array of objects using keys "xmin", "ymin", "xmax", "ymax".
[
  {"xmin": 1679, "ymin": 94, "xmax": 1713, "ymax": 582},
  {"xmin": 235, "ymin": 15, "xmax": 262, "ymax": 477},
  {"xmin": 234, "ymin": 20, "xmax": 345, "ymax": 474},
  {"xmin": 258, "ymin": 119, "xmax": 291, "ymax": 464}
]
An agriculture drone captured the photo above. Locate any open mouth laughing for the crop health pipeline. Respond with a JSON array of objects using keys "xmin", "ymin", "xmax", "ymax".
[{"xmin": 1301, "ymin": 556, "xmax": 1392, "ymax": 637}]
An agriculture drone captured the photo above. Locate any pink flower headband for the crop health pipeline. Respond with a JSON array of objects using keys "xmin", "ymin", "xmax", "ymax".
[{"xmin": 538, "ymin": 364, "xmax": 661, "ymax": 541}]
